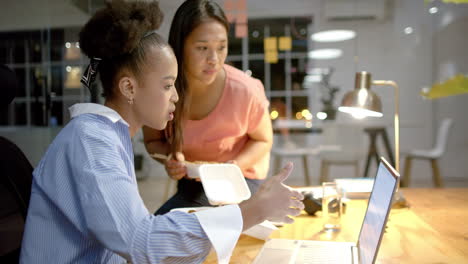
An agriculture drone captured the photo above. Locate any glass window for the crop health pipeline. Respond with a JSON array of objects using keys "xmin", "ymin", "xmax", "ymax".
[
  {"xmin": 50, "ymin": 101, "xmax": 63, "ymax": 126},
  {"xmin": 14, "ymin": 103, "xmax": 27, "ymax": 126},
  {"xmin": 51, "ymin": 29, "xmax": 65, "ymax": 62},
  {"xmin": 270, "ymin": 59, "xmax": 285, "ymax": 91},
  {"xmin": 31, "ymin": 100, "xmax": 45, "ymax": 126},
  {"xmin": 270, "ymin": 97, "xmax": 287, "ymax": 118},
  {"xmin": 29, "ymin": 37, "xmax": 43, "ymax": 63},
  {"xmin": 12, "ymin": 36, "xmax": 26, "ymax": 64},
  {"xmin": 13, "ymin": 68, "xmax": 27, "ymax": 97},
  {"xmin": 290, "ymin": 17, "xmax": 310, "ymax": 53},
  {"xmin": 0, "ymin": 13, "xmax": 312, "ymax": 127},
  {"xmin": 249, "ymin": 60, "xmax": 265, "ymax": 81},
  {"xmin": 64, "ymin": 66, "xmax": 82, "ymax": 89},
  {"xmin": 0, "ymin": 25, "xmax": 89, "ymax": 126},
  {"xmin": 292, "ymin": 96, "xmax": 309, "ymax": 120},
  {"xmin": 226, "ymin": 60, "xmax": 242, "ymax": 70},
  {"xmin": 228, "ymin": 25, "xmax": 242, "ymax": 56},
  {"xmin": 51, "ymin": 66, "xmax": 64, "ymax": 95},
  {"xmin": 248, "ymin": 23, "xmax": 264, "ymax": 54},
  {"xmin": 30, "ymin": 67, "xmax": 46, "ymax": 97},
  {"xmin": 291, "ymin": 58, "xmax": 307, "ymax": 91}
]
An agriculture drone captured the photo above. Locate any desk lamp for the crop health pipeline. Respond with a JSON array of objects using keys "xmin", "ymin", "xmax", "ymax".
[{"xmin": 338, "ymin": 71, "xmax": 408, "ymax": 207}]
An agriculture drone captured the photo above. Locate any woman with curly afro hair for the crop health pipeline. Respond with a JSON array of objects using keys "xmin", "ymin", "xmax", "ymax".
[{"xmin": 19, "ymin": 1, "xmax": 304, "ymax": 263}]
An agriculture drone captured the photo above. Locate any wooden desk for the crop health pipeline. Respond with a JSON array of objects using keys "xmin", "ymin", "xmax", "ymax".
[{"xmin": 204, "ymin": 188, "xmax": 468, "ymax": 263}]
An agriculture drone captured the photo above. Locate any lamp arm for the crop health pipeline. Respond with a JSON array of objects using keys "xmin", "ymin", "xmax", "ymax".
[
  {"xmin": 370, "ymin": 79, "xmax": 408, "ymax": 207},
  {"xmin": 372, "ymin": 80, "xmax": 400, "ymax": 172}
]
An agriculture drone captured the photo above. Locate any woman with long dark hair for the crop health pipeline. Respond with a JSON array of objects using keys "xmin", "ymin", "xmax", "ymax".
[{"xmin": 144, "ymin": 0, "xmax": 273, "ymax": 215}]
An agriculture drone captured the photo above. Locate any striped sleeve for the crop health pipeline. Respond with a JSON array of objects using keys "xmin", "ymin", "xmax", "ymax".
[
  {"xmin": 73, "ymin": 123, "xmax": 212, "ymax": 263},
  {"xmin": 131, "ymin": 212, "xmax": 212, "ymax": 264}
]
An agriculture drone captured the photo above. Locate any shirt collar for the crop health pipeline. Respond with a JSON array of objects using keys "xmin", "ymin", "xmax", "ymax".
[{"xmin": 69, "ymin": 103, "xmax": 129, "ymax": 127}]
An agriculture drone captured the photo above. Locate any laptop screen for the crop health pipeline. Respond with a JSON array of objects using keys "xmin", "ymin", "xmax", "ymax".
[{"xmin": 357, "ymin": 159, "xmax": 398, "ymax": 264}]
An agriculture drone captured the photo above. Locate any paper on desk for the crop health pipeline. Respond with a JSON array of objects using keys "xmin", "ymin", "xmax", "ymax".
[
  {"xmin": 294, "ymin": 178, "xmax": 374, "ymax": 200},
  {"xmin": 335, "ymin": 178, "xmax": 374, "ymax": 199},
  {"xmin": 243, "ymin": 220, "xmax": 278, "ymax": 240}
]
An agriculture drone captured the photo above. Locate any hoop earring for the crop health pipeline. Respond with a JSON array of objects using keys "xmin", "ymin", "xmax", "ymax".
[{"xmin": 128, "ymin": 98, "xmax": 134, "ymax": 105}]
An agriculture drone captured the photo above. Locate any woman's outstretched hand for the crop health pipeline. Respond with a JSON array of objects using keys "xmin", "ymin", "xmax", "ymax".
[{"xmin": 239, "ymin": 162, "xmax": 304, "ymax": 230}]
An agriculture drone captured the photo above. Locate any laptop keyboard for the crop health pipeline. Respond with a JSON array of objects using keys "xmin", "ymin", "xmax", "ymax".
[{"xmin": 254, "ymin": 240, "xmax": 354, "ymax": 264}]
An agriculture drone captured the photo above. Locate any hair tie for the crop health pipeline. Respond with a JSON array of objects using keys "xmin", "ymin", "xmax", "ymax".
[{"xmin": 81, "ymin": 57, "xmax": 102, "ymax": 91}]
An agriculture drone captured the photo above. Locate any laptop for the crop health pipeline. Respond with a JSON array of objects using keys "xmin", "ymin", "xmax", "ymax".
[{"xmin": 253, "ymin": 157, "xmax": 399, "ymax": 264}]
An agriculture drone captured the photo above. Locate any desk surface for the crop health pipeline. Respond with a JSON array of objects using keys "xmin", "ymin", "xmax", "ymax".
[{"xmin": 204, "ymin": 188, "xmax": 468, "ymax": 264}]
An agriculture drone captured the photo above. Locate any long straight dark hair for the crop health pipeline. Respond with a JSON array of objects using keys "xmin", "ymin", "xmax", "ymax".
[{"xmin": 166, "ymin": 0, "xmax": 229, "ymax": 154}]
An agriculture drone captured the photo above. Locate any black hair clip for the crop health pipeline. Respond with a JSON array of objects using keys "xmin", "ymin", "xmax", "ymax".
[{"xmin": 81, "ymin": 57, "xmax": 102, "ymax": 91}]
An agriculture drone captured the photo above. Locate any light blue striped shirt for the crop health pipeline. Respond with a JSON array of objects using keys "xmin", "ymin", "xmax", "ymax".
[{"xmin": 20, "ymin": 103, "xmax": 242, "ymax": 264}]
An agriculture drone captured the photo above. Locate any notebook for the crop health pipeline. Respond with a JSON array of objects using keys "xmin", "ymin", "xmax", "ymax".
[{"xmin": 253, "ymin": 157, "xmax": 399, "ymax": 264}]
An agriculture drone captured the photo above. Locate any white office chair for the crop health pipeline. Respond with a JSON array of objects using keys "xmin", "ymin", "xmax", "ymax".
[
  {"xmin": 402, "ymin": 118, "xmax": 453, "ymax": 187},
  {"xmin": 318, "ymin": 122, "xmax": 366, "ymax": 183}
]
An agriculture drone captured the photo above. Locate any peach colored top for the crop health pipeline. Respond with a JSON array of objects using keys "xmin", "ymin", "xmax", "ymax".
[{"xmin": 183, "ymin": 64, "xmax": 270, "ymax": 180}]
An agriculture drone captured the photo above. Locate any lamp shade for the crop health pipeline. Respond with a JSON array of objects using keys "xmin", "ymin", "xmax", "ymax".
[{"xmin": 338, "ymin": 72, "xmax": 383, "ymax": 118}]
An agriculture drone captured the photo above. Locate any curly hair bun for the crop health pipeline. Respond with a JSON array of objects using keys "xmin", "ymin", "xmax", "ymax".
[{"xmin": 79, "ymin": 0, "xmax": 163, "ymax": 60}]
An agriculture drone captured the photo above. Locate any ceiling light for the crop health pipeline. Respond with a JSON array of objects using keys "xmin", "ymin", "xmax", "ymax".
[
  {"xmin": 311, "ymin": 30, "xmax": 356, "ymax": 42},
  {"xmin": 308, "ymin": 49, "xmax": 343, "ymax": 60},
  {"xmin": 316, "ymin": 112, "xmax": 327, "ymax": 120},
  {"xmin": 429, "ymin": 7, "xmax": 438, "ymax": 14},
  {"xmin": 404, "ymin": 27, "xmax": 413, "ymax": 35}
]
